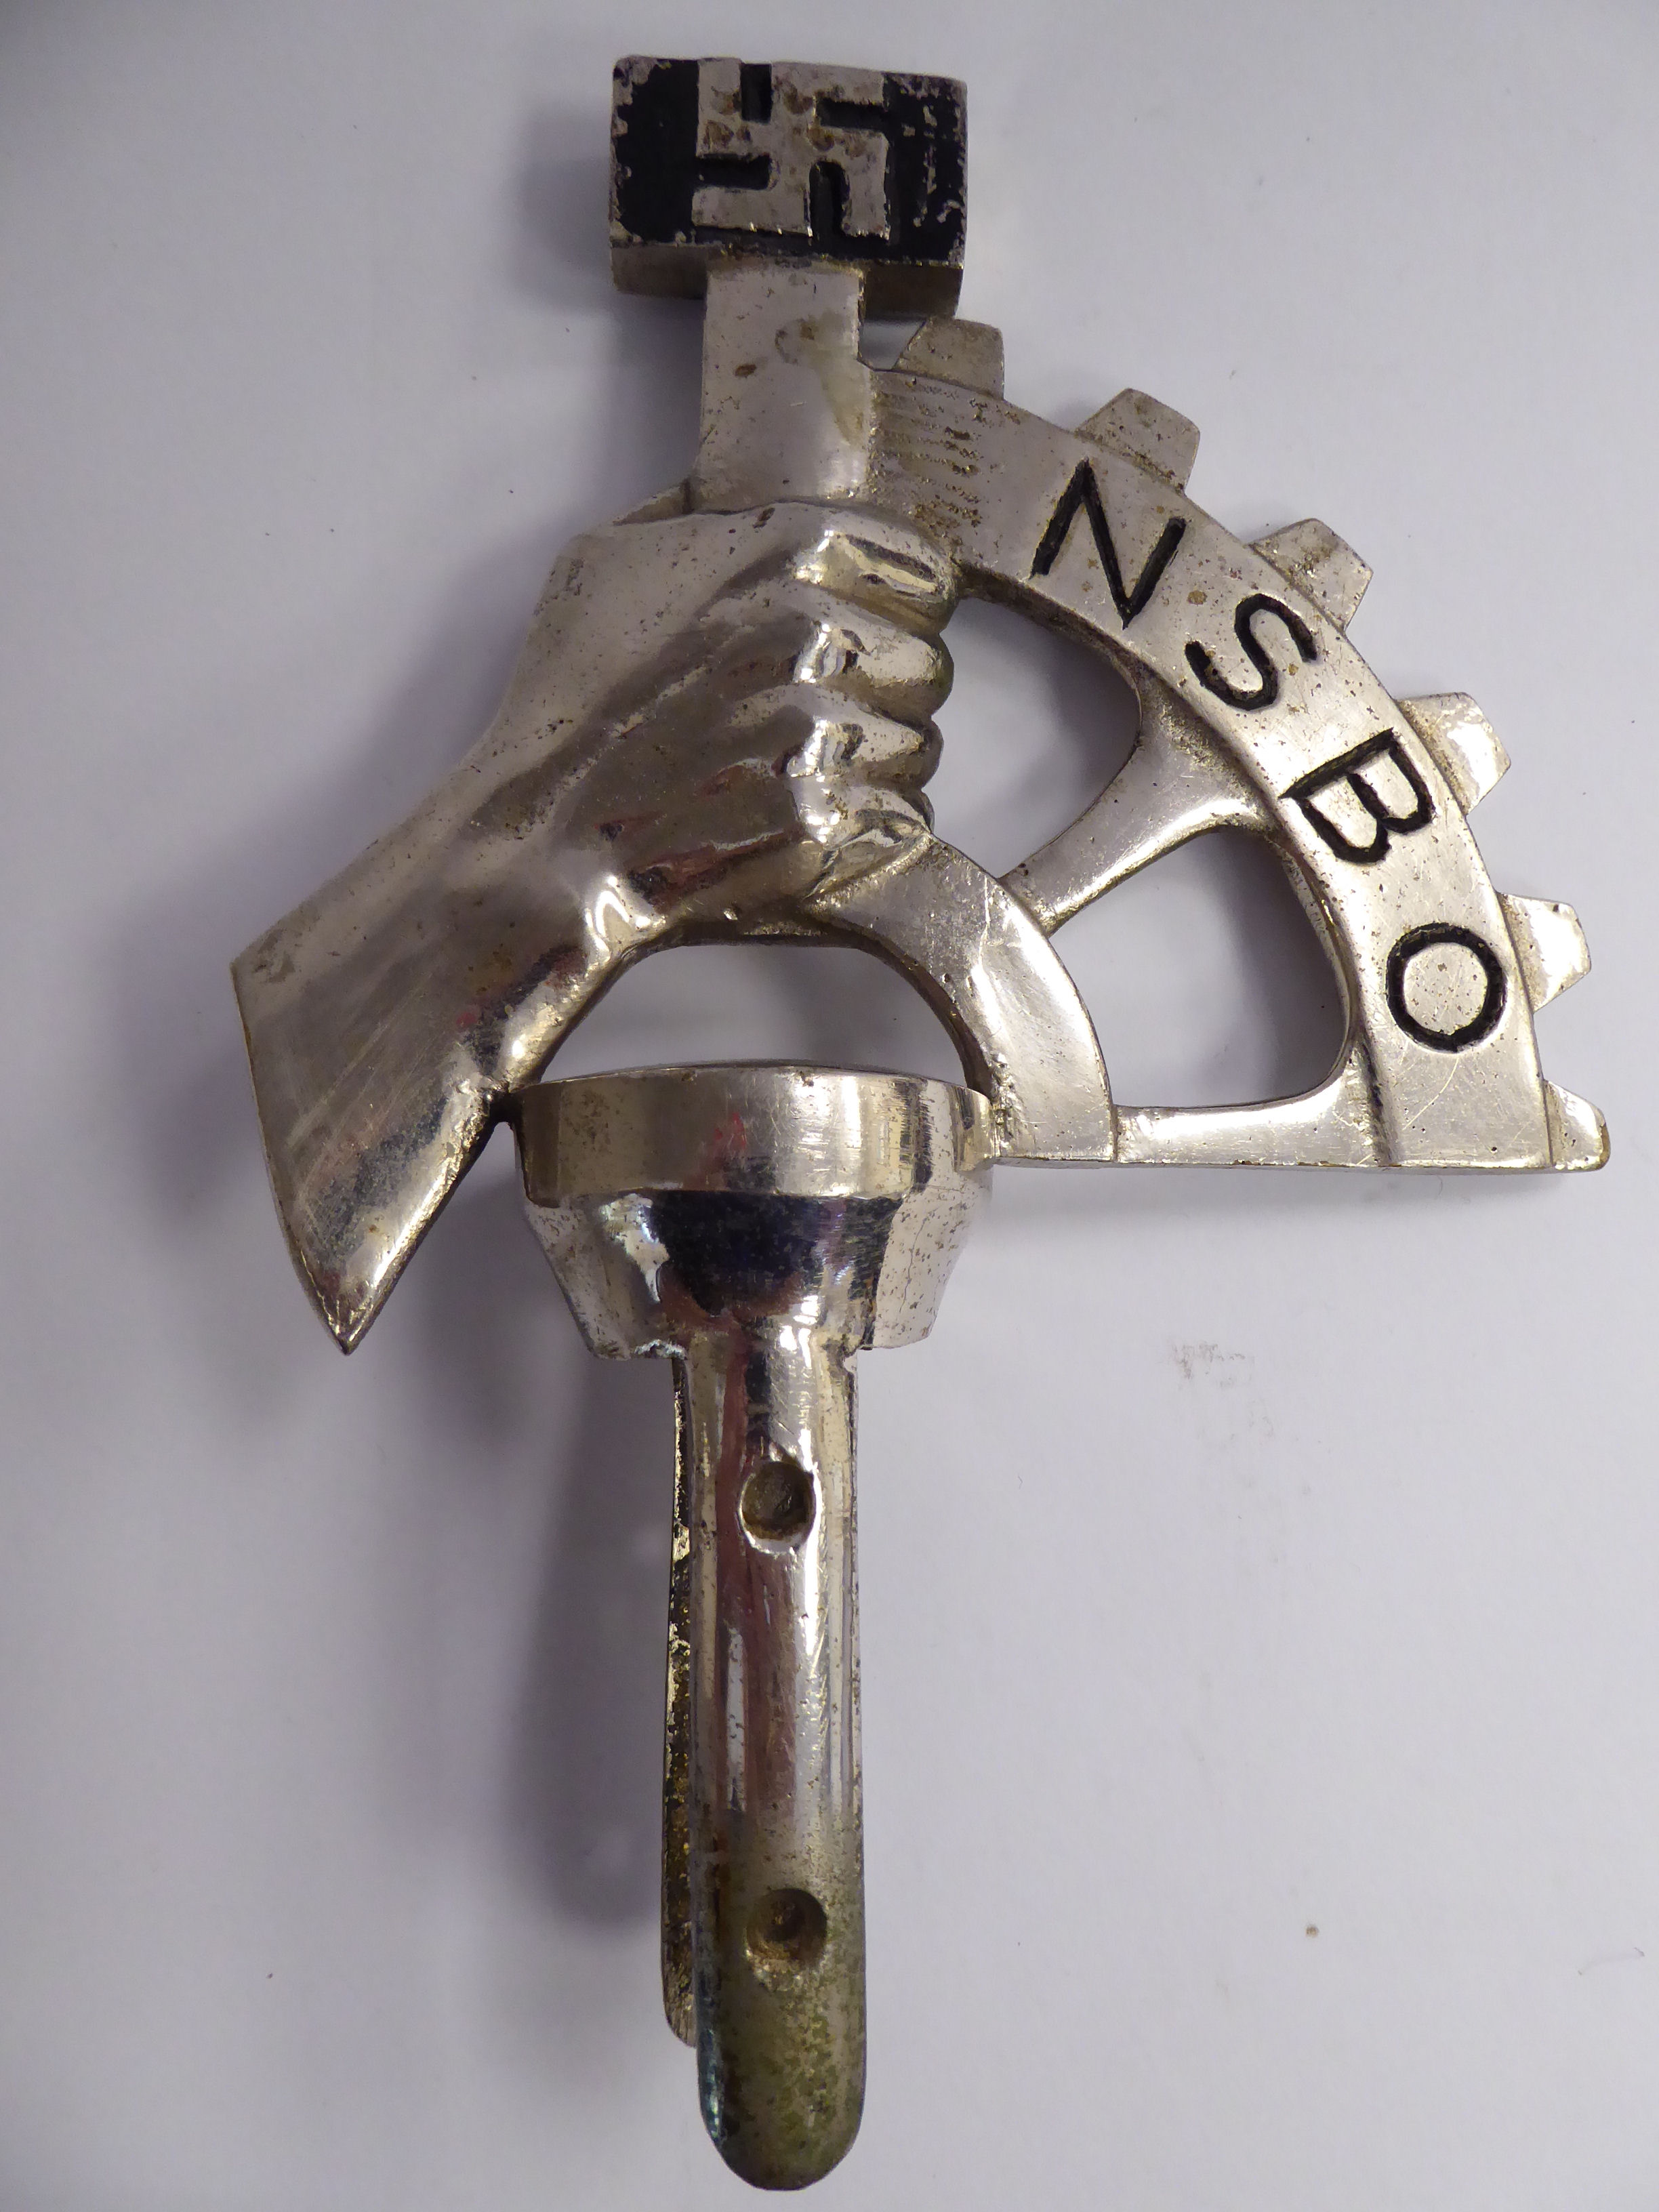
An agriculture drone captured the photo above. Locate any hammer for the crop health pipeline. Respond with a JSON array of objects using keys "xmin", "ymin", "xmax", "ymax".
[
  {"xmin": 234, "ymin": 55, "xmax": 1101, "ymax": 2191},
  {"xmin": 581, "ymin": 60, "xmax": 977, "ymax": 2184}
]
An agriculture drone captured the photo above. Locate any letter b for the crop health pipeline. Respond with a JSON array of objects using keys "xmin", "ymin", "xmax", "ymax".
[{"xmin": 1287, "ymin": 731, "xmax": 1433, "ymax": 864}]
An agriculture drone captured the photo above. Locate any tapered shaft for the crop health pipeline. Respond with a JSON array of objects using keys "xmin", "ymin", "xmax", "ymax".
[
  {"xmin": 681, "ymin": 1318, "xmax": 863, "ymax": 2190},
  {"xmin": 516, "ymin": 1065, "xmax": 991, "ymax": 2190}
]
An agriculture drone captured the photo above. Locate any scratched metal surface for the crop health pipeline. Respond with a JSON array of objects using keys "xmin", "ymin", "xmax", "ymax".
[{"xmin": 0, "ymin": 7, "xmax": 1651, "ymax": 2212}]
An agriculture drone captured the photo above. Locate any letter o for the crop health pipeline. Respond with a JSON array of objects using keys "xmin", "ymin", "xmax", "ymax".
[{"xmin": 1385, "ymin": 924, "xmax": 1507, "ymax": 1051}]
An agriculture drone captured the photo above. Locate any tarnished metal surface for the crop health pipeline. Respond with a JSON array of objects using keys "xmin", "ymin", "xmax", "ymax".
[
  {"xmin": 862, "ymin": 367, "xmax": 1605, "ymax": 1172},
  {"xmin": 231, "ymin": 487, "xmax": 1107, "ymax": 1349},
  {"xmin": 663, "ymin": 1374, "xmax": 695, "ymax": 2047},
  {"xmin": 610, "ymin": 58, "xmax": 965, "ymax": 315},
  {"xmin": 518, "ymin": 1067, "xmax": 987, "ymax": 2188},
  {"xmin": 232, "ymin": 49, "xmax": 1609, "ymax": 2198}
]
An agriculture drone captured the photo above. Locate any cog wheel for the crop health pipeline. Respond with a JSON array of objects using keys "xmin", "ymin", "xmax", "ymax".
[{"xmin": 855, "ymin": 324, "xmax": 1605, "ymax": 1173}]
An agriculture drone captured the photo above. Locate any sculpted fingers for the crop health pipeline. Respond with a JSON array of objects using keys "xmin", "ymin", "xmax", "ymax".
[
  {"xmin": 638, "ymin": 505, "xmax": 956, "ymax": 920},
  {"xmin": 703, "ymin": 501, "xmax": 956, "ymax": 702},
  {"xmin": 588, "ymin": 686, "xmax": 935, "ymax": 922},
  {"xmin": 468, "ymin": 499, "xmax": 958, "ymax": 940},
  {"xmin": 792, "ymin": 509, "xmax": 957, "ymax": 636},
  {"xmin": 759, "ymin": 689, "xmax": 942, "ymax": 801},
  {"xmin": 694, "ymin": 499, "xmax": 954, "ymax": 625},
  {"xmin": 705, "ymin": 592, "xmax": 951, "ymax": 725},
  {"xmin": 673, "ymin": 686, "xmax": 937, "ymax": 834}
]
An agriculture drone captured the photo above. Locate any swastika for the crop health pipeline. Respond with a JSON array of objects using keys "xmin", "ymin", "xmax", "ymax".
[
  {"xmin": 693, "ymin": 61, "xmax": 892, "ymax": 241},
  {"xmin": 609, "ymin": 58, "xmax": 966, "ymax": 315}
]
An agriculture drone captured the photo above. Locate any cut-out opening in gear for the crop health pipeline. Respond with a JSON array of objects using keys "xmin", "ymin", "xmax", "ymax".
[
  {"xmin": 926, "ymin": 596, "xmax": 1140, "ymax": 878},
  {"xmin": 548, "ymin": 941, "xmax": 966, "ymax": 1088},
  {"xmin": 1053, "ymin": 828, "xmax": 1347, "ymax": 1109}
]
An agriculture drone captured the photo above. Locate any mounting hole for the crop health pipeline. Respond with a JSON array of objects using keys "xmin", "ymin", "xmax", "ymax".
[
  {"xmin": 746, "ymin": 1887, "xmax": 828, "ymax": 1975},
  {"xmin": 739, "ymin": 1454, "xmax": 817, "ymax": 1546}
]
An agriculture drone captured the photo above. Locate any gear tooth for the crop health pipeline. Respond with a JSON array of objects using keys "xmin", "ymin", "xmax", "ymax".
[
  {"xmin": 1544, "ymin": 1081, "xmax": 1610, "ymax": 1170},
  {"xmin": 1397, "ymin": 693, "xmax": 1509, "ymax": 811},
  {"xmin": 1250, "ymin": 518, "xmax": 1370, "ymax": 629},
  {"xmin": 1500, "ymin": 893, "xmax": 1591, "ymax": 1010},
  {"xmin": 893, "ymin": 317, "xmax": 1005, "ymax": 396},
  {"xmin": 1075, "ymin": 390, "xmax": 1199, "ymax": 489}
]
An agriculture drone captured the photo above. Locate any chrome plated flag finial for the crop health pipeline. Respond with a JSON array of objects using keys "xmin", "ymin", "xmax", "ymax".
[{"xmin": 234, "ymin": 55, "xmax": 1605, "ymax": 2192}]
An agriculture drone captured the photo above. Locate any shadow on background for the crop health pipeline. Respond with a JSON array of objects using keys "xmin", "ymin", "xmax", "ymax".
[
  {"xmin": 509, "ymin": 1355, "xmax": 675, "ymax": 1927},
  {"xmin": 103, "ymin": 95, "xmax": 700, "ymax": 1948},
  {"xmin": 411, "ymin": 1162, "xmax": 675, "ymax": 1931},
  {"xmin": 111, "ymin": 101, "xmax": 699, "ymax": 1404}
]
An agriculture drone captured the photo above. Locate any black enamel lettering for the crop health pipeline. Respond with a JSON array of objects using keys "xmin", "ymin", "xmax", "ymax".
[
  {"xmin": 1385, "ymin": 924, "xmax": 1507, "ymax": 1051},
  {"xmin": 1186, "ymin": 591, "xmax": 1317, "ymax": 710},
  {"xmin": 1287, "ymin": 732, "xmax": 1434, "ymax": 863},
  {"xmin": 1030, "ymin": 459, "xmax": 1187, "ymax": 626}
]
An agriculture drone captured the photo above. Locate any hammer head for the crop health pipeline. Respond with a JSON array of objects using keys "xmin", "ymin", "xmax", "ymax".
[{"xmin": 609, "ymin": 57, "xmax": 966, "ymax": 316}]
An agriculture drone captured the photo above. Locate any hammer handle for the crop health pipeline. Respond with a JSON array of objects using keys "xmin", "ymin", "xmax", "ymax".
[{"xmin": 677, "ymin": 1320, "xmax": 865, "ymax": 2191}]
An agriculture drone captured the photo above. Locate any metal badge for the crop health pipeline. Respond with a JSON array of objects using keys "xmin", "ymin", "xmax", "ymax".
[{"xmin": 233, "ymin": 56, "xmax": 1606, "ymax": 2192}]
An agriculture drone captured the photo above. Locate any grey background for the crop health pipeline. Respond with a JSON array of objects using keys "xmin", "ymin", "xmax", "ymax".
[{"xmin": 1, "ymin": 3, "xmax": 1653, "ymax": 2207}]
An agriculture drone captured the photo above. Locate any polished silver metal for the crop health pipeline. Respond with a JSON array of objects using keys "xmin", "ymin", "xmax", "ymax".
[
  {"xmin": 518, "ymin": 1066, "xmax": 989, "ymax": 2188},
  {"xmin": 232, "ymin": 51, "xmax": 1607, "ymax": 2195}
]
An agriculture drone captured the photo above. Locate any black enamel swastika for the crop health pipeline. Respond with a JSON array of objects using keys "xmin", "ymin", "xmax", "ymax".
[{"xmin": 611, "ymin": 58, "xmax": 966, "ymax": 314}]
